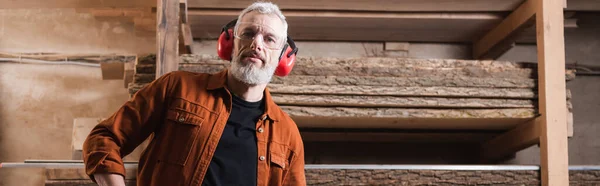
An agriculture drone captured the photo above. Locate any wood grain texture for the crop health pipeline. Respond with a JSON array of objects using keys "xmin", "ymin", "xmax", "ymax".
[
  {"xmin": 180, "ymin": 63, "xmax": 539, "ymax": 79},
  {"xmin": 269, "ymin": 84, "xmax": 536, "ymax": 98},
  {"xmin": 537, "ymin": 0, "xmax": 570, "ymax": 184},
  {"xmin": 272, "ymin": 94, "xmax": 535, "ymax": 108},
  {"xmin": 271, "ymin": 75, "xmax": 537, "ymax": 88},
  {"xmin": 481, "ymin": 118, "xmax": 541, "ymax": 162},
  {"xmin": 135, "ymin": 64, "xmax": 156, "ymax": 74},
  {"xmin": 306, "ymin": 169, "xmax": 541, "ymax": 185},
  {"xmin": 179, "ymin": 55, "xmax": 576, "ymax": 80},
  {"xmin": 187, "ymin": 0, "xmax": 600, "ymax": 11},
  {"xmin": 300, "ymin": 131, "xmax": 498, "ymax": 143},
  {"xmin": 156, "ymin": 0, "xmax": 180, "ymax": 78},
  {"xmin": 133, "ymin": 74, "xmax": 156, "ymax": 84},
  {"xmin": 42, "ymin": 168, "xmax": 600, "ymax": 185},
  {"xmin": 188, "ymin": 10, "xmax": 502, "ymax": 43},
  {"xmin": 473, "ymin": 0, "xmax": 536, "ymax": 59},
  {"xmin": 281, "ymin": 106, "xmax": 537, "ymax": 118}
]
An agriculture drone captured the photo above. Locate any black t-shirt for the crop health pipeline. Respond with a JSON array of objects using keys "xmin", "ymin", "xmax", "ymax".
[{"xmin": 202, "ymin": 94, "xmax": 264, "ymax": 186}]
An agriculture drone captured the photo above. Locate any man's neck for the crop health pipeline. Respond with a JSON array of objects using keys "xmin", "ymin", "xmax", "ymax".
[{"xmin": 226, "ymin": 73, "xmax": 266, "ymax": 102}]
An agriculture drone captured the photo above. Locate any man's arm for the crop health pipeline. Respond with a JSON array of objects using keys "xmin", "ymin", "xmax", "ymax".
[{"xmin": 82, "ymin": 72, "xmax": 175, "ymax": 182}]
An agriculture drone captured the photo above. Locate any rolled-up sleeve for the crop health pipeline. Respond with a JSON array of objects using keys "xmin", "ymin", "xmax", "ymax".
[{"xmin": 82, "ymin": 72, "xmax": 175, "ymax": 181}]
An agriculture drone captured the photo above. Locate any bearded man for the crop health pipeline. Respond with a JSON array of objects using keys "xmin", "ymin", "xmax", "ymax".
[{"xmin": 83, "ymin": 2, "xmax": 305, "ymax": 186}]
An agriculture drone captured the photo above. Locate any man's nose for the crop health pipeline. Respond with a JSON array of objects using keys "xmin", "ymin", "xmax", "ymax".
[{"xmin": 250, "ymin": 36, "xmax": 264, "ymax": 51}]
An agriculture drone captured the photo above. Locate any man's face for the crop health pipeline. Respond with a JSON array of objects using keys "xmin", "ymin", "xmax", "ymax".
[{"xmin": 230, "ymin": 11, "xmax": 286, "ymax": 85}]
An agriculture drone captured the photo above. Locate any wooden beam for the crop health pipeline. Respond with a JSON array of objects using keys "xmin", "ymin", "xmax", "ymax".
[
  {"xmin": 156, "ymin": 0, "xmax": 181, "ymax": 78},
  {"xmin": 300, "ymin": 131, "xmax": 499, "ymax": 143},
  {"xmin": 384, "ymin": 42, "xmax": 410, "ymax": 51},
  {"xmin": 187, "ymin": 0, "xmax": 600, "ymax": 12},
  {"xmin": 480, "ymin": 118, "xmax": 540, "ymax": 162},
  {"xmin": 0, "ymin": 0, "xmax": 153, "ymax": 8},
  {"xmin": 188, "ymin": 10, "xmax": 504, "ymax": 43},
  {"xmin": 289, "ymin": 115, "xmax": 533, "ymax": 130},
  {"xmin": 124, "ymin": 60, "xmax": 135, "ymax": 88},
  {"xmin": 179, "ymin": 23, "xmax": 193, "ymax": 54},
  {"xmin": 178, "ymin": 0, "xmax": 192, "ymax": 54},
  {"xmin": 180, "ymin": 0, "xmax": 188, "ymax": 23},
  {"xmin": 473, "ymin": 0, "xmax": 536, "ymax": 59},
  {"xmin": 536, "ymin": 0, "xmax": 569, "ymax": 185}
]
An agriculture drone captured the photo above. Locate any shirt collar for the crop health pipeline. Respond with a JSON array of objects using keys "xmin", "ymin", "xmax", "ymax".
[{"xmin": 206, "ymin": 69, "xmax": 280, "ymax": 121}]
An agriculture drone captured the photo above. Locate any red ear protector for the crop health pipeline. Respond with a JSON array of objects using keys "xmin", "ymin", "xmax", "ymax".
[{"xmin": 217, "ymin": 19, "xmax": 299, "ymax": 77}]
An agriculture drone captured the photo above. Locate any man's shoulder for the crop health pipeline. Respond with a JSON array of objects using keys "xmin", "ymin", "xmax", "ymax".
[
  {"xmin": 153, "ymin": 71, "xmax": 222, "ymax": 96},
  {"xmin": 159, "ymin": 71, "xmax": 215, "ymax": 87},
  {"xmin": 163, "ymin": 70, "xmax": 211, "ymax": 81}
]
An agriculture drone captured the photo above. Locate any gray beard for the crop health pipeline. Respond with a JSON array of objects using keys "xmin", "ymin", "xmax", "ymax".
[{"xmin": 230, "ymin": 55, "xmax": 277, "ymax": 86}]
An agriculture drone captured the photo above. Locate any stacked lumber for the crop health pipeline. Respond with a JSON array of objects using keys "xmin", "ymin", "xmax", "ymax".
[
  {"xmin": 129, "ymin": 54, "xmax": 574, "ymax": 130},
  {"xmin": 127, "ymin": 54, "xmax": 156, "ymax": 96},
  {"xmin": 42, "ymin": 167, "xmax": 600, "ymax": 186}
]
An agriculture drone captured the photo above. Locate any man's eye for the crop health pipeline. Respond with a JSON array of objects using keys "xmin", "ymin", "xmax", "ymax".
[
  {"xmin": 266, "ymin": 37, "xmax": 277, "ymax": 43},
  {"xmin": 241, "ymin": 32, "xmax": 254, "ymax": 38}
]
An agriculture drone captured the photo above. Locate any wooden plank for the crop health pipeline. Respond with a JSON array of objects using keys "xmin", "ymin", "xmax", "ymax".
[
  {"xmin": 270, "ymin": 75, "xmax": 538, "ymax": 89},
  {"xmin": 283, "ymin": 106, "xmax": 536, "ymax": 118},
  {"xmin": 300, "ymin": 131, "xmax": 499, "ymax": 143},
  {"xmin": 188, "ymin": 10, "xmax": 503, "ymax": 43},
  {"xmin": 480, "ymin": 118, "xmax": 541, "ymax": 162},
  {"xmin": 182, "ymin": 63, "xmax": 540, "ymax": 79},
  {"xmin": 272, "ymin": 94, "xmax": 535, "ymax": 108},
  {"xmin": 0, "ymin": 0, "xmax": 153, "ymax": 8},
  {"xmin": 180, "ymin": 63, "xmax": 538, "ymax": 79},
  {"xmin": 178, "ymin": 0, "xmax": 192, "ymax": 54},
  {"xmin": 180, "ymin": 54, "xmax": 530, "ymax": 69},
  {"xmin": 134, "ymin": 74, "xmax": 156, "ymax": 84},
  {"xmin": 536, "ymin": 0, "xmax": 570, "ymax": 184},
  {"xmin": 179, "ymin": 55, "xmax": 577, "ymax": 80},
  {"xmin": 179, "ymin": 0, "xmax": 188, "ymax": 23},
  {"xmin": 291, "ymin": 115, "xmax": 533, "ymax": 130},
  {"xmin": 135, "ymin": 64, "xmax": 157, "ymax": 74},
  {"xmin": 384, "ymin": 42, "xmax": 410, "ymax": 51},
  {"xmin": 473, "ymin": 0, "xmax": 536, "ymax": 59},
  {"xmin": 100, "ymin": 62, "xmax": 125, "ymax": 80},
  {"xmin": 188, "ymin": 0, "xmax": 600, "ymax": 11},
  {"xmin": 156, "ymin": 0, "xmax": 181, "ymax": 78},
  {"xmin": 179, "ymin": 23, "xmax": 193, "ymax": 54},
  {"xmin": 269, "ymin": 84, "xmax": 536, "ymax": 98},
  {"xmin": 187, "ymin": 0, "xmax": 600, "ymax": 11}
]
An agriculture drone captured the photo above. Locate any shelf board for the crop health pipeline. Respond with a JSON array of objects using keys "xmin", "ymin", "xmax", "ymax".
[{"xmin": 189, "ymin": 9, "xmax": 504, "ymax": 43}]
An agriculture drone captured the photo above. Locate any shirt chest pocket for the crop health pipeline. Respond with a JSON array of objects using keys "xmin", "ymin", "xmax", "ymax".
[
  {"xmin": 267, "ymin": 143, "xmax": 294, "ymax": 184},
  {"xmin": 158, "ymin": 109, "xmax": 204, "ymax": 166},
  {"xmin": 269, "ymin": 143, "xmax": 292, "ymax": 170}
]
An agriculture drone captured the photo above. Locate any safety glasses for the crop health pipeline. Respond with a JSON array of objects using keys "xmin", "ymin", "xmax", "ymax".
[{"xmin": 234, "ymin": 22, "xmax": 286, "ymax": 50}]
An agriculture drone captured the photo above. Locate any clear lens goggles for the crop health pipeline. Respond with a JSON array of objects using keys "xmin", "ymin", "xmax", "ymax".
[{"xmin": 234, "ymin": 22, "xmax": 286, "ymax": 50}]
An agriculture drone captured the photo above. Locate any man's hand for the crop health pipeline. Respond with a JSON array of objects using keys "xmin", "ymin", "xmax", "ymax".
[{"xmin": 94, "ymin": 173, "xmax": 126, "ymax": 186}]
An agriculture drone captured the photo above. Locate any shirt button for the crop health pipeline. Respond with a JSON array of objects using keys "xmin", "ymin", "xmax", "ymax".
[
  {"xmin": 178, "ymin": 117, "xmax": 185, "ymax": 122},
  {"xmin": 259, "ymin": 156, "xmax": 265, "ymax": 161},
  {"xmin": 258, "ymin": 128, "xmax": 264, "ymax": 133}
]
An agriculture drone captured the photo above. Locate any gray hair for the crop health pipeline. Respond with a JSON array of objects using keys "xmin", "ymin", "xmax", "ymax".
[{"xmin": 234, "ymin": 2, "xmax": 288, "ymax": 39}]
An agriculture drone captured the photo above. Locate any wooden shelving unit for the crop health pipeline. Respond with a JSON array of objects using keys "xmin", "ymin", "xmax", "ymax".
[{"xmin": 155, "ymin": 0, "xmax": 579, "ymax": 185}]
